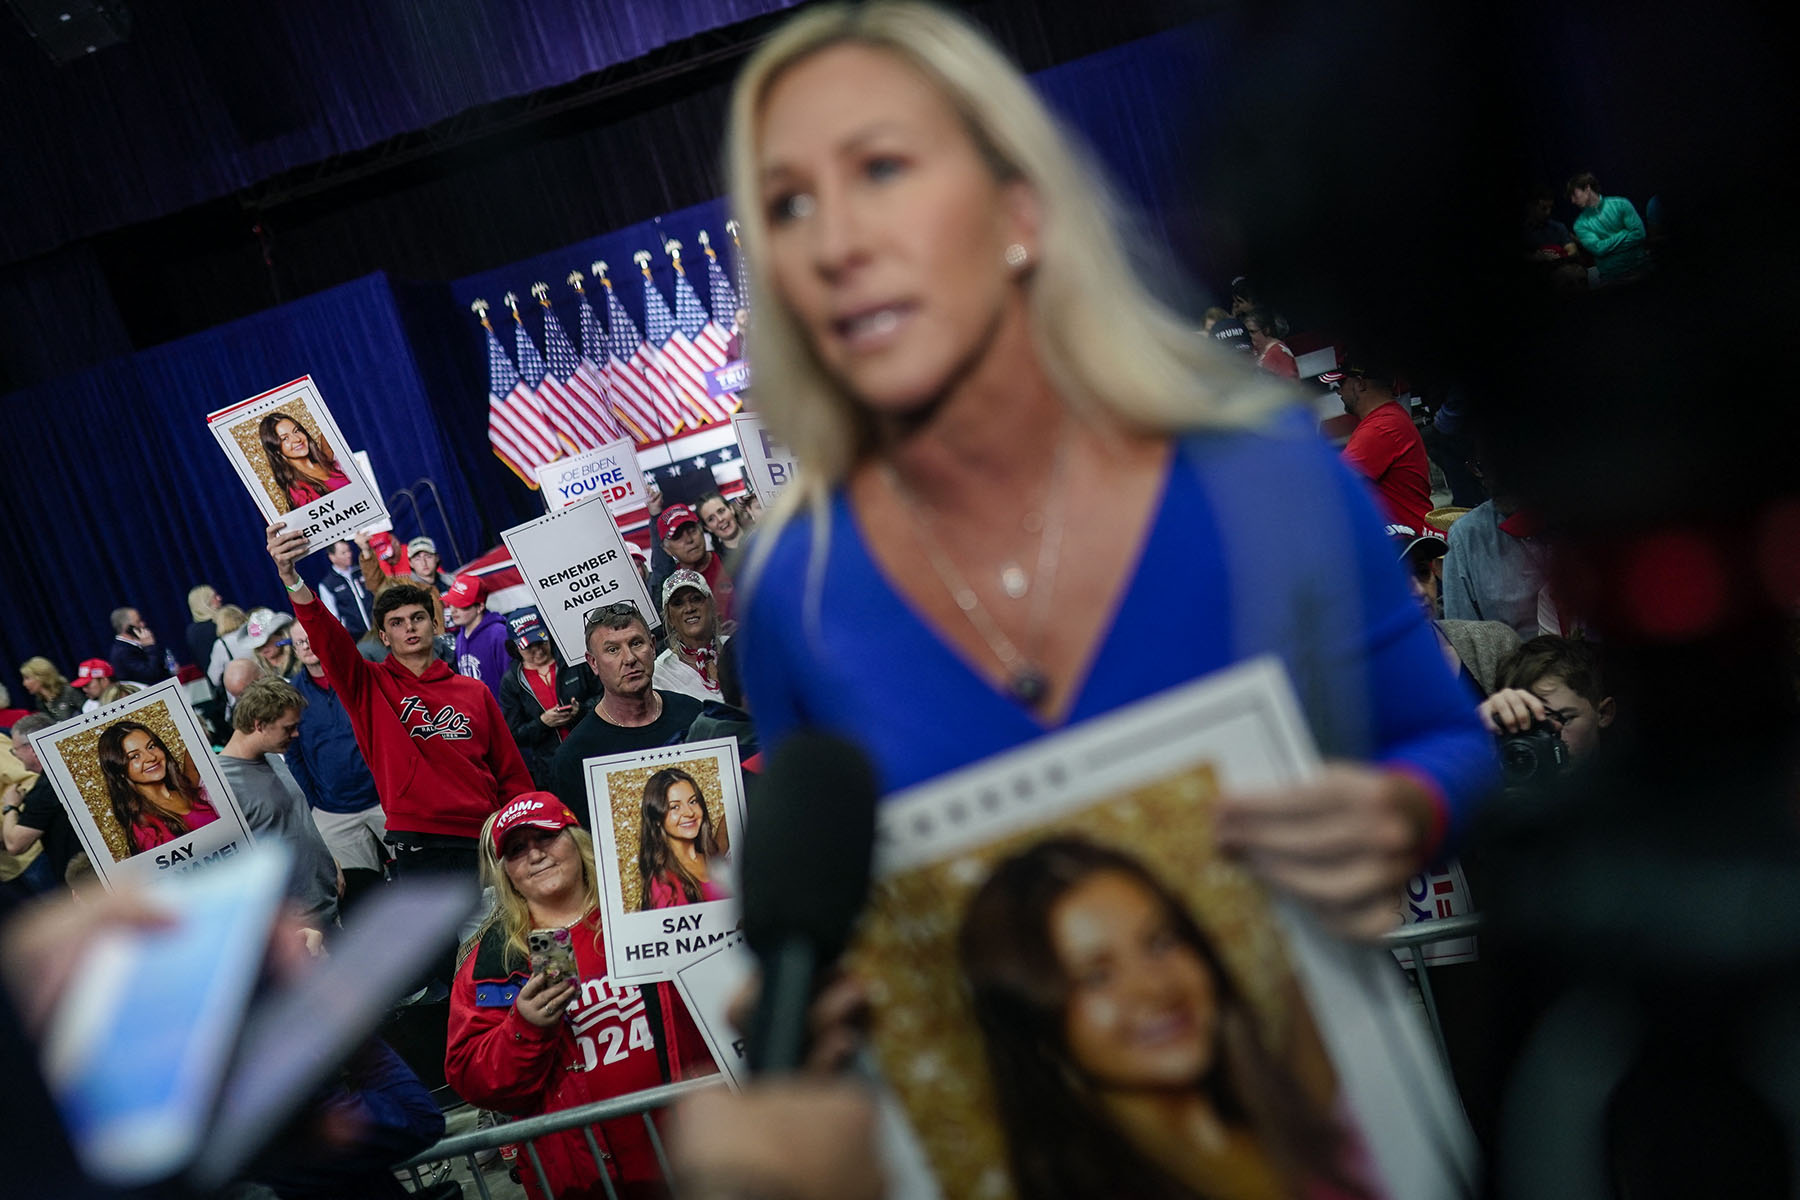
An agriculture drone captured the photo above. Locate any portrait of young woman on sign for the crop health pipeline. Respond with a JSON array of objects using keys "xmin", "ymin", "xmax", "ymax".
[
  {"xmin": 635, "ymin": 767, "xmax": 732, "ymax": 911},
  {"xmin": 97, "ymin": 719, "xmax": 218, "ymax": 857},
  {"xmin": 259, "ymin": 410, "xmax": 350, "ymax": 513}
]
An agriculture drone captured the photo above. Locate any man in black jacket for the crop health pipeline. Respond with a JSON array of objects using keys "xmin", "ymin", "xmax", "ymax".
[
  {"xmin": 106, "ymin": 607, "xmax": 176, "ymax": 683},
  {"xmin": 314, "ymin": 540, "xmax": 372, "ymax": 640}
]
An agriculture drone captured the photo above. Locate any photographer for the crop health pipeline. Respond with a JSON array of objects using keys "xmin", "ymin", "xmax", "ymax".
[{"xmin": 1477, "ymin": 636, "xmax": 1615, "ymax": 763}]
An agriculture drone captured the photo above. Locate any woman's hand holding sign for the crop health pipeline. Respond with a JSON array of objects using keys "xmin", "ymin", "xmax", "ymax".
[{"xmin": 1214, "ymin": 763, "xmax": 1438, "ymax": 939}]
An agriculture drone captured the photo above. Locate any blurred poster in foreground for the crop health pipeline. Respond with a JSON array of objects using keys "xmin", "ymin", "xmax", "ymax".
[{"xmin": 850, "ymin": 658, "xmax": 1476, "ymax": 1200}]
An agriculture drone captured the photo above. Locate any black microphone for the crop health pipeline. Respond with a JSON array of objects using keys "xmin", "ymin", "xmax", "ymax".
[{"xmin": 742, "ymin": 730, "xmax": 880, "ymax": 1074}]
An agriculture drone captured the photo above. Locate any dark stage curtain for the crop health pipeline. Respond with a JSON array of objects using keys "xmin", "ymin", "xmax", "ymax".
[
  {"xmin": 0, "ymin": 244, "xmax": 134, "ymax": 394},
  {"xmin": 0, "ymin": 273, "xmax": 482, "ymax": 677},
  {"xmin": 0, "ymin": 0, "xmax": 805, "ymax": 268}
]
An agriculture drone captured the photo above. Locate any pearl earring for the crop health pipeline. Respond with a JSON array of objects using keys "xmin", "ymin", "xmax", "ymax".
[{"xmin": 1004, "ymin": 243, "xmax": 1029, "ymax": 269}]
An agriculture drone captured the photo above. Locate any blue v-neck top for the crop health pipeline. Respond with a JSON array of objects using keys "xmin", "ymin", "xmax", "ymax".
[{"xmin": 739, "ymin": 426, "xmax": 1494, "ymax": 851}]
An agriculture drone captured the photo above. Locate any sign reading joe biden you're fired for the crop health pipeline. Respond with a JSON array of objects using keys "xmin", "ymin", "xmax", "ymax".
[{"xmin": 534, "ymin": 437, "xmax": 651, "ymax": 516}]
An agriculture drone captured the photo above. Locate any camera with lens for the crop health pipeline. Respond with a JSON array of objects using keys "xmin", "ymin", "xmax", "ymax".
[{"xmin": 1498, "ymin": 719, "xmax": 1568, "ymax": 789}]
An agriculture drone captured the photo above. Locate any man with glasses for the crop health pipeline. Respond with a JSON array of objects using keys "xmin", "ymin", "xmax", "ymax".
[
  {"xmin": 1476, "ymin": 635, "xmax": 1615, "ymax": 762},
  {"xmin": 550, "ymin": 601, "xmax": 704, "ymax": 821}
]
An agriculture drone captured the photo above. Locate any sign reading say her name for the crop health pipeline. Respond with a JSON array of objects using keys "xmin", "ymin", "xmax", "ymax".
[
  {"xmin": 729, "ymin": 411, "xmax": 797, "ymax": 506},
  {"xmin": 500, "ymin": 494, "xmax": 659, "ymax": 666},
  {"xmin": 27, "ymin": 679, "xmax": 256, "ymax": 891},
  {"xmin": 585, "ymin": 737, "xmax": 747, "ymax": 985},
  {"xmin": 534, "ymin": 437, "xmax": 651, "ymax": 516},
  {"xmin": 206, "ymin": 376, "xmax": 389, "ymax": 558}
]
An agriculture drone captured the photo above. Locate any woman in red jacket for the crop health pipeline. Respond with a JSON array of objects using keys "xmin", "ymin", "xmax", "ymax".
[{"xmin": 445, "ymin": 793, "xmax": 717, "ymax": 1200}]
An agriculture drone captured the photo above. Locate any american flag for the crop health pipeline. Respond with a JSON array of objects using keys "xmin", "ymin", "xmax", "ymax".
[
  {"xmin": 642, "ymin": 247, "xmax": 728, "ymax": 426},
  {"xmin": 700, "ymin": 230, "xmax": 740, "ymax": 324},
  {"xmin": 509, "ymin": 295, "xmax": 576, "ymax": 457},
  {"xmin": 536, "ymin": 284, "xmax": 627, "ymax": 446},
  {"xmin": 599, "ymin": 263, "xmax": 685, "ymax": 439},
  {"xmin": 478, "ymin": 303, "xmax": 560, "ymax": 485},
  {"xmin": 726, "ymin": 219, "xmax": 751, "ymax": 315},
  {"xmin": 571, "ymin": 273, "xmax": 651, "ymax": 445},
  {"xmin": 679, "ymin": 241, "xmax": 740, "ymax": 415}
]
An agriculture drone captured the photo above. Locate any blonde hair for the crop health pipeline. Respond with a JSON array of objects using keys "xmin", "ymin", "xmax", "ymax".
[
  {"xmin": 19, "ymin": 656, "xmax": 68, "ymax": 698},
  {"xmin": 463, "ymin": 811, "xmax": 600, "ymax": 971},
  {"xmin": 97, "ymin": 681, "xmax": 144, "ymax": 706},
  {"xmin": 214, "ymin": 605, "xmax": 248, "ymax": 637},
  {"xmin": 726, "ymin": 1, "xmax": 1279, "ymax": 574},
  {"xmin": 188, "ymin": 584, "xmax": 223, "ymax": 622}
]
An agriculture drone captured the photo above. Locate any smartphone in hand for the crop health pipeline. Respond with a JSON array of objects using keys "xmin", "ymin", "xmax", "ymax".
[{"xmin": 528, "ymin": 928, "xmax": 580, "ymax": 986}]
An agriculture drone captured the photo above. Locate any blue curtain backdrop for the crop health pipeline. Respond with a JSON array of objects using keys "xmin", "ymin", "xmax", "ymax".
[
  {"xmin": 0, "ymin": 273, "xmax": 480, "ymax": 675},
  {"xmin": 0, "ymin": 24, "xmax": 1218, "ymax": 677}
]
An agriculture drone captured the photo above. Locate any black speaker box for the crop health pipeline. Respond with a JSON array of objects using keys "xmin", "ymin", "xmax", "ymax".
[{"xmin": 4, "ymin": 0, "xmax": 131, "ymax": 66}]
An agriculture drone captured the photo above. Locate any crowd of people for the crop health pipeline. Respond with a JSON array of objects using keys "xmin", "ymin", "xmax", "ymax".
[{"xmin": 0, "ymin": 2, "xmax": 1679, "ymax": 1198}]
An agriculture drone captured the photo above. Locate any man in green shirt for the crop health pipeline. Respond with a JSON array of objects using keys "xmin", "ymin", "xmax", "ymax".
[{"xmin": 1567, "ymin": 171, "xmax": 1649, "ymax": 283}]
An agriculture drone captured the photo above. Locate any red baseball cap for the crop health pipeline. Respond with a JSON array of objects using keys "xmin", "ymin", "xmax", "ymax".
[
  {"xmin": 657, "ymin": 505, "xmax": 699, "ymax": 540},
  {"xmin": 72, "ymin": 658, "xmax": 114, "ymax": 686},
  {"xmin": 492, "ymin": 792, "xmax": 581, "ymax": 854},
  {"xmin": 444, "ymin": 573, "xmax": 484, "ymax": 609}
]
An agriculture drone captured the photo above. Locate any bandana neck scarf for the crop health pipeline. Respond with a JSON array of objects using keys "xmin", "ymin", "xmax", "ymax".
[{"xmin": 680, "ymin": 640, "xmax": 721, "ymax": 691}]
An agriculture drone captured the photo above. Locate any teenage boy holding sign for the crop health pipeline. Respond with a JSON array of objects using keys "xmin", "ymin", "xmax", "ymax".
[{"xmin": 265, "ymin": 524, "xmax": 532, "ymax": 893}]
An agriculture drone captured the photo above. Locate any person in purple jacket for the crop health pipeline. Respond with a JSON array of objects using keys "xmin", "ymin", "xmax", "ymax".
[{"xmin": 443, "ymin": 574, "xmax": 513, "ymax": 701}]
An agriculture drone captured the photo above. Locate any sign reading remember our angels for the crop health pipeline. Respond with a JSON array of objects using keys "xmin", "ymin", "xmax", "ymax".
[
  {"xmin": 728, "ymin": 411, "xmax": 797, "ymax": 507},
  {"xmin": 206, "ymin": 376, "xmax": 389, "ymax": 558},
  {"xmin": 585, "ymin": 737, "xmax": 747, "ymax": 985},
  {"xmin": 500, "ymin": 494, "xmax": 659, "ymax": 666},
  {"xmin": 534, "ymin": 437, "xmax": 651, "ymax": 515}
]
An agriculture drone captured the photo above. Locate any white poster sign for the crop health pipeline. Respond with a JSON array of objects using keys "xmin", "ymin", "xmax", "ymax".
[
  {"xmin": 206, "ymin": 376, "xmax": 389, "ymax": 557},
  {"xmin": 1395, "ymin": 858, "xmax": 1478, "ymax": 967},
  {"xmin": 670, "ymin": 931, "xmax": 755, "ymax": 1092},
  {"xmin": 350, "ymin": 450, "xmax": 392, "ymax": 534},
  {"xmin": 860, "ymin": 658, "xmax": 1476, "ymax": 1200},
  {"xmin": 28, "ymin": 679, "xmax": 257, "ymax": 891},
  {"xmin": 500, "ymin": 494, "xmax": 658, "ymax": 666},
  {"xmin": 729, "ymin": 411, "xmax": 797, "ymax": 506},
  {"xmin": 534, "ymin": 438, "xmax": 651, "ymax": 516},
  {"xmin": 585, "ymin": 737, "xmax": 747, "ymax": 984}
]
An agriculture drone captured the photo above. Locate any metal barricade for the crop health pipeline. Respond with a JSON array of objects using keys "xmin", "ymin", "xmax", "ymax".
[
  {"xmin": 398, "ymin": 919, "xmax": 1482, "ymax": 1197},
  {"xmin": 1384, "ymin": 912, "xmax": 1483, "ymax": 1065},
  {"xmin": 395, "ymin": 1076, "xmax": 723, "ymax": 1200}
]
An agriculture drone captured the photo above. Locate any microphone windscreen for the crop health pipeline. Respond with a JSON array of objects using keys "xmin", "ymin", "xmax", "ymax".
[{"xmin": 741, "ymin": 729, "xmax": 880, "ymax": 962}]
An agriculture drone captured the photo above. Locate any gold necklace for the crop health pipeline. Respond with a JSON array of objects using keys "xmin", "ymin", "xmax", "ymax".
[
  {"xmin": 882, "ymin": 434, "xmax": 1071, "ymax": 707},
  {"xmin": 598, "ymin": 689, "xmax": 661, "ymax": 726}
]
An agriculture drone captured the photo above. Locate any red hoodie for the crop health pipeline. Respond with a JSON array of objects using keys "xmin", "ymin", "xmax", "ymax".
[{"xmin": 293, "ymin": 596, "xmax": 533, "ymax": 839}]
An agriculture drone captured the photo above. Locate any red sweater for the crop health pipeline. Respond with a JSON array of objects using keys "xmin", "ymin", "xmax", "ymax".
[
  {"xmin": 445, "ymin": 911, "xmax": 716, "ymax": 1199},
  {"xmin": 293, "ymin": 597, "xmax": 532, "ymax": 839},
  {"xmin": 1342, "ymin": 399, "xmax": 1434, "ymax": 535}
]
